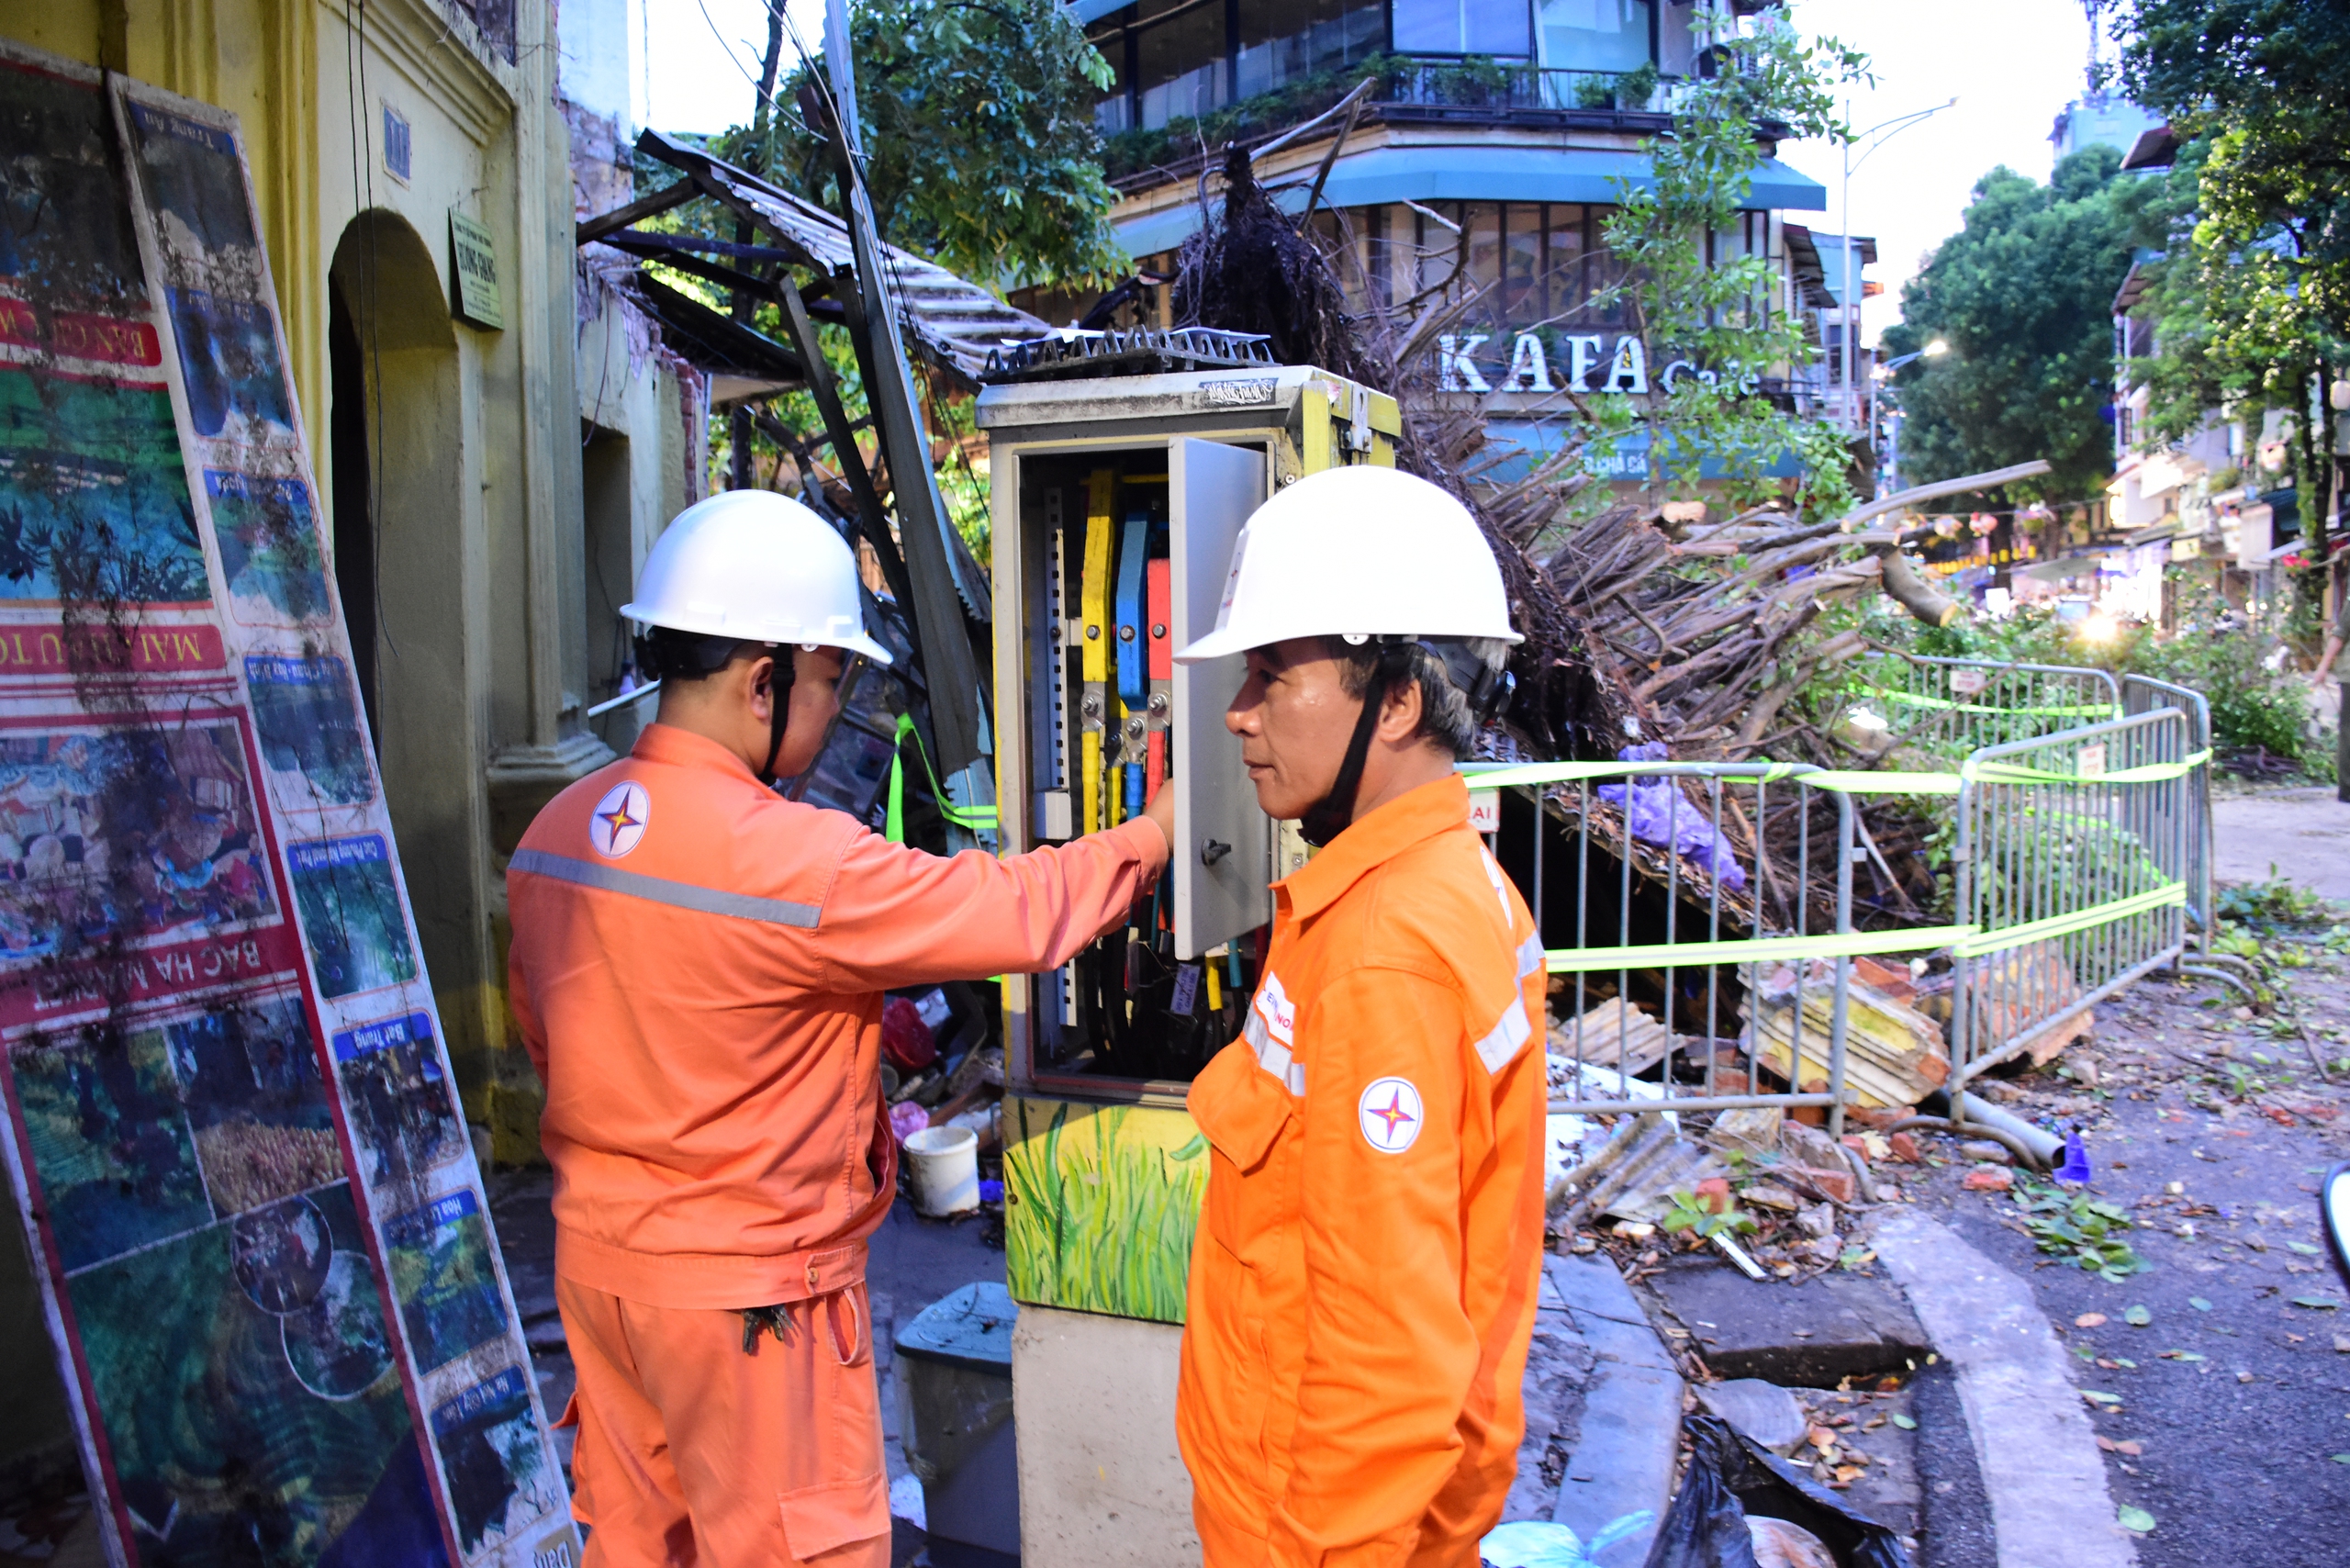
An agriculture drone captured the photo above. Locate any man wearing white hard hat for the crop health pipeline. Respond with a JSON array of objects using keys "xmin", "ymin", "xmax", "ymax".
[
  {"xmin": 1170, "ymin": 466, "xmax": 1548, "ymax": 1568},
  {"xmin": 506, "ymin": 491, "xmax": 1174, "ymax": 1568}
]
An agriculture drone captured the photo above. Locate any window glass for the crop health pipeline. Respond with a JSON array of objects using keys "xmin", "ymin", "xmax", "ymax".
[
  {"xmin": 1136, "ymin": 2, "xmax": 1227, "ymax": 129},
  {"xmin": 1235, "ymin": 0, "xmax": 1385, "ymax": 97},
  {"xmin": 1546, "ymin": 204, "xmax": 1586, "ymax": 322},
  {"xmin": 1393, "ymin": 0, "xmax": 1530, "ymax": 56},
  {"xmin": 1536, "ymin": 0, "xmax": 1652, "ymax": 73},
  {"xmin": 1416, "ymin": 204, "xmax": 1464, "ymax": 298},
  {"xmin": 1503, "ymin": 205, "xmax": 1543, "ymax": 325},
  {"xmin": 1464, "ymin": 204, "xmax": 1503, "ymax": 325},
  {"xmin": 1466, "ymin": 0, "xmax": 1533, "ymax": 55}
]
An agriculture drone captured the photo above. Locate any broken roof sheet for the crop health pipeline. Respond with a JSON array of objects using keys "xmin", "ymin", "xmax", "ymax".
[{"xmin": 623, "ymin": 131, "xmax": 1051, "ymax": 384}]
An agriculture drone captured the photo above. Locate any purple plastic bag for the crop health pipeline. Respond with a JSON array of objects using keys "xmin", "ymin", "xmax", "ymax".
[{"xmin": 1595, "ymin": 744, "xmax": 1748, "ymax": 893}]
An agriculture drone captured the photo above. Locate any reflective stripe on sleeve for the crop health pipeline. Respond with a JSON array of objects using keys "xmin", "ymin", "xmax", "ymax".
[
  {"xmin": 1516, "ymin": 935, "xmax": 1544, "ymax": 981},
  {"xmin": 509, "ymin": 848, "xmax": 822, "ymax": 929},
  {"xmin": 1473, "ymin": 996, "xmax": 1532, "ymax": 1074}
]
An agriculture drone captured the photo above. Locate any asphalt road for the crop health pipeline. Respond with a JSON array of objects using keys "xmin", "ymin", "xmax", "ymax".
[{"xmin": 1903, "ymin": 972, "xmax": 2350, "ymax": 1567}]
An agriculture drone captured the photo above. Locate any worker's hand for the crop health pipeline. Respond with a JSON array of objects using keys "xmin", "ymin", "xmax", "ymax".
[{"xmin": 1142, "ymin": 781, "xmax": 1177, "ymax": 861}]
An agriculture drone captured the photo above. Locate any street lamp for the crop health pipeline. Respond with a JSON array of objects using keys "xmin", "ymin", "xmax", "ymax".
[
  {"xmin": 1874, "ymin": 340, "xmax": 1949, "ymax": 377},
  {"xmin": 1841, "ymin": 100, "xmax": 1958, "ymax": 436}
]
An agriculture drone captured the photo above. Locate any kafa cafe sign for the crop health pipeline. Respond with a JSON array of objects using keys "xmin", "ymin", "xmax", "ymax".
[{"xmin": 1434, "ymin": 330, "xmax": 1757, "ymax": 398}]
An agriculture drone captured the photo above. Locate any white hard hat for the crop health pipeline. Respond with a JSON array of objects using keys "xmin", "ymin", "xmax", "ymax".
[
  {"xmin": 1173, "ymin": 465, "xmax": 1521, "ymax": 665},
  {"xmin": 621, "ymin": 490, "xmax": 892, "ymax": 665}
]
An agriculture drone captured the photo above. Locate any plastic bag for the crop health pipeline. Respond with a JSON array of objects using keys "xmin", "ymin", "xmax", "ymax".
[
  {"xmin": 1482, "ymin": 1514, "xmax": 1653, "ymax": 1568},
  {"xmin": 882, "ymin": 995, "xmax": 939, "ymax": 1072},
  {"xmin": 1596, "ymin": 745, "xmax": 1747, "ymax": 893},
  {"xmin": 1641, "ymin": 1416, "xmax": 1911, "ymax": 1568}
]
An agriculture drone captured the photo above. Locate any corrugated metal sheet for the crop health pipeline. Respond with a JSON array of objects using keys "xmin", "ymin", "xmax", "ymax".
[{"xmin": 630, "ymin": 132, "xmax": 1050, "ymax": 384}]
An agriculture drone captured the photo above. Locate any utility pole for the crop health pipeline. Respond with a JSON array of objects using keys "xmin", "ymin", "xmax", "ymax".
[{"xmin": 729, "ymin": 0, "xmax": 787, "ymax": 491}]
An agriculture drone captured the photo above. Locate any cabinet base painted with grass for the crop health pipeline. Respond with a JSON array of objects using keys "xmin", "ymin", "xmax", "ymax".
[{"xmin": 1002, "ymin": 1095, "xmax": 1207, "ymax": 1324}]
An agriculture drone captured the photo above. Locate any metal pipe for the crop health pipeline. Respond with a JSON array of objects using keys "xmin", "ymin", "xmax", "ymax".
[{"xmin": 1923, "ymin": 1089, "xmax": 2062, "ymax": 1169}]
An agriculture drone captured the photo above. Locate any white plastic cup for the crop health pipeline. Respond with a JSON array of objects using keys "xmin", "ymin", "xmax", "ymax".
[{"xmin": 903, "ymin": 1125, "xmax": 980, "ymax": 1217}]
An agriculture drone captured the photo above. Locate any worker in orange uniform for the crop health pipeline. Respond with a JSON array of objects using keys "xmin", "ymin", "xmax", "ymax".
[
  {"xmin": 1170, "ymin": 465, "xmax": 1546, "ymax": 1568},
  {"xmin": 507, "ymin": 491, "xmax": 1173, "ymax": 1568}
]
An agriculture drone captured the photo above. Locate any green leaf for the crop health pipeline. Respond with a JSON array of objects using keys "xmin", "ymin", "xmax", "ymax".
[
  {"xmin": 2189, "ymin": 1297, "xmax": 2213, "ymax": 1311},
  {"xmin": 2081, "ymin": 1389, "xmax": 2122, "ymax": 1405},
  {"xmin": 2288, "ymin": 1240, "xmax": 2322, "ymax": 1256},
  {"xmin": 2124, "ymin": 1305, "xmax": 2152, "ymax": 1327},
  {"xmin": 2333, "ymin": 1454, "xmax": 2350, "ymax": 1465},
  {"xmin": 1891, "ymin": 1412, "xmax": 1918, "ymax": 1429},
  {"xmin": 2292, "ymin": 1296, "xmax": 2343, "ymax": 1310},
  {"xmin": 2117, "ymin": 1506, "xmax": 2155, "ymax": 1534}
]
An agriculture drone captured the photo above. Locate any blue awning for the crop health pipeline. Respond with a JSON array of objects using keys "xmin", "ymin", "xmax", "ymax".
[
  {"xmin": 1068, "ymin": 0, "xmax": 1129, "ymax": 23},
  {"xmin": 1114, "ymin": 144, "xmax": 1827, "ymax": 259}
]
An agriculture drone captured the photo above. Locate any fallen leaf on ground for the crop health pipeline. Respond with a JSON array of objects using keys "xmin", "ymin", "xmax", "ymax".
[
  {"xmin": 2081, "ymin": 1390, "xmax": 2122, "ymax": 1406},
  {"xmin": 2117, "ymin": 1506, "xmax": 2155, "ymax": 1534},
  {"xmin": 2289, "ymin": 1241, "xmax": 2322, "ymax": 1256},
  {"xmin": 1890, "ymin": 1412, "xmax": 1917, "ymax": 1430},
  {"xmin": 2075, "ymin": 1312, "xmax": 2108, "ymax": 1328},
  {"xmin": 2189, "ymin": 1297, "xmax": 2213, "ymax": 1311},
  {"xmin": 2292, "ymin": 1296, "xmax": 2343, "ymax": 1310},
  {"xmin": 2123, "ymin": 1305, "xmax": 2152, "ymax": 1327}
]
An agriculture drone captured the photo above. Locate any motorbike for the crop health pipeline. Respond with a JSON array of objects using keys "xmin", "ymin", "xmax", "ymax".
[{"xmin": 2324, "ymin": 1162, "xmax": 2350, "ymax": 1289}]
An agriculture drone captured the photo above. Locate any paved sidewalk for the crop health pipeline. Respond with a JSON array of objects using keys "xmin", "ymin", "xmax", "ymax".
[{"xmin": 2211, "ymin": 787, "xmax": 2350, "ymax": 897}]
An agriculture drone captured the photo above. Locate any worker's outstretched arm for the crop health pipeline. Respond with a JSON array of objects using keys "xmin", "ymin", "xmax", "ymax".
[
  {"xmin": 1269, "ymin": 965, "xmax": 1479, "ymax": 1568},
  {"xmin": 808, "ymin": 803, "xmax": 1170, "ymax": 992}
]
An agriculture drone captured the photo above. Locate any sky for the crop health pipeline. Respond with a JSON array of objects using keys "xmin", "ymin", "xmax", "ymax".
[
  {"xmin": 644, "ymin": 0, "xmax": 2116, "ymax": 348},
  {"xmin": 1775, "ymin": 0, "xmax": 2114, "ymax": 345},
  {"xmin": 649, "ymin": 0, "xmax": 830, "ymax": 136}
]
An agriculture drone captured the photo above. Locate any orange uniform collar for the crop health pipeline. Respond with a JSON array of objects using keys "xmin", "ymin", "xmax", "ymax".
[
  {"xmin": 632, "ymin": 720, "xmax": 764, "ymax": 783},
  {"xmin": 1277, "ymin": 773, "xmax": 1472, "ymax": 920}
]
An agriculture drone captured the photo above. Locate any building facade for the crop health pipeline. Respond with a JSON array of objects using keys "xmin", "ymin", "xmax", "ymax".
[{"xmin": 1056, "ymin": 0, "xmax": 1853, "ymax": 490}]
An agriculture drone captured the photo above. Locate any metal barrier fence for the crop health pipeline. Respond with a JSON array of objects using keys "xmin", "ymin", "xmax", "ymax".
[
  {"xmin": 1471, "ymin": 689, "xmax": 2210, "ymax": 1149},
  {"xmin": 1857, "ymin": 652, "xmax": 2121, "ymax": 757},
  {"xmin": 1948, "ymin": 707, "xmax": 2199, "ymax": 1090},
  {"xmin": 2122, "ymin": 674, "xmax": 2213, "ymax": 935},
  {"xmin": 1467, "ymin": 760, "xmax": 1873, "ymax": 1137}
]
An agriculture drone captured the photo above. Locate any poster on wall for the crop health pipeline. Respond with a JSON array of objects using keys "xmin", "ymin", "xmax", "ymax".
[{"xmin": 0, "ymin": 41, "xmax": 576, "ymax": 1568}]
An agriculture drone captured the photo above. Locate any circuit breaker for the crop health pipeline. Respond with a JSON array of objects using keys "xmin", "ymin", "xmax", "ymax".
[{"xmin": 977, "ymin": 356, "xmax": 1400, "ymax": 1097}]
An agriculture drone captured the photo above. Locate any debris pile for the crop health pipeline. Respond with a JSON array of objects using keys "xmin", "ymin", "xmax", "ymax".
[{"xmin": 879, "ymin": 983, "xmax": 1006, "ymax": 1183}]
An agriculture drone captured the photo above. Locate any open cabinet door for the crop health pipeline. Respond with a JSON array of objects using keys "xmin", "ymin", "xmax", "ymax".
[{"xmin": 1169, "ymin": 439, "xmax": 1270, "ymax": 959}]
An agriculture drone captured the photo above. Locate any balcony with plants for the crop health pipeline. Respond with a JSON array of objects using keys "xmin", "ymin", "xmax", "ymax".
[{"xmin": 1091, "ymin": 0, "xmax": 1693, "ymax": 188}]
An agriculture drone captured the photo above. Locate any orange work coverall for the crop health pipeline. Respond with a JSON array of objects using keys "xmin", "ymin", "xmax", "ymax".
[
  {"xmin": 1176, "ymin": 773, "xmax": 1547, "ymax": 1568},
  {"xmin": 508, "ymin": 722, "xmax": 1167, "ymax": 1568}
]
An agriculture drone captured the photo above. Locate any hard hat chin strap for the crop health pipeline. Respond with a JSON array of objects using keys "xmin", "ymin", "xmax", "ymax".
[
  {"xmin": 1298, "ymin": 640, "xmax": 1415, "ymax": 849},
  {"xmin": 757, "ymin": 646, "xmax": 797, "ymax": 787}
]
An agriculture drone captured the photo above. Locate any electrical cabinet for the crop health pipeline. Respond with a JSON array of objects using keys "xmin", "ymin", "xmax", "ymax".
[{"xmin": 977, "ymin": 364, "xmax": 1401, "ymax": 1105}]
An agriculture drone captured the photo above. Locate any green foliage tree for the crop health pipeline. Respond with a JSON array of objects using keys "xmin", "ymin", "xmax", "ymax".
[
  {"xmin": 1595, "ymin": 4, "xmax": 1867, "ymax": 519},
  {"xmin": 756, "ymin": 0, "xmax": 1125, "ymax": 291},
  {"xmin": 1880, "ymin": 147, "xmax": 2148, "ymax": 504},
  {"xmin": 2113, "ymin": 1, "xmax": 2349, "ymax": 551}
]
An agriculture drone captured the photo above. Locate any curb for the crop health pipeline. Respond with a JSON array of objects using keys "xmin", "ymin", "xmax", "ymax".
[{"xmin": 1873, "ymin": 1210, "xmax": 2138, "ymax": 1568}]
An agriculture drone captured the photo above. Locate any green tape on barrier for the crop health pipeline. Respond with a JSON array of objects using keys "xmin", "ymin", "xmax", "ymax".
[
  {"xmin": 1546, "ymin": 924, "xmax": 1978, "ymax": 974},
  {"xmin": 1953, "ymin": 883, "xmax": 2187, "ymax": 958},
  {"xmin": 1960, "ymin": 750, "xmax": 2212, "ymax": 787},
  {"xmin": 1865, "ymin": 686, "xmax": 2118, "ymax": 718},
  {"xmin": 1462, "ymin": 750, "xmax": 2211, "ymax": 799}
]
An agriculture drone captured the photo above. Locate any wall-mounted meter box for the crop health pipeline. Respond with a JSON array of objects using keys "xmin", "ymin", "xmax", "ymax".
[{"xmin": 977, "ymin": 363, "xmax": 1401, "ymax": 1105}]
